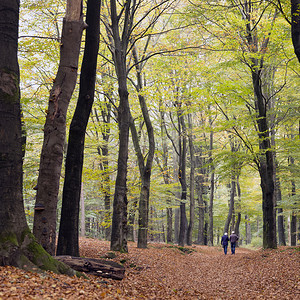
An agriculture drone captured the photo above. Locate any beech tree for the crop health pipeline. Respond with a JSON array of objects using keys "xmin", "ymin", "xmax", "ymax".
[
  {"xmin": 33, "ymin": 0, "xmax": 85, "ymax": 255},
  {"xmin": 0, "ymin": 0, "xmax": 75, "ymax": 275},
  {"xmin": 57, "ymin": 0, "xmax": 101, "ymax": 256}
]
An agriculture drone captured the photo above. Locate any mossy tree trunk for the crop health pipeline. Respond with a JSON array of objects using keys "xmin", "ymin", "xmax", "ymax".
[{"xmin": 0, "ymin": 0, "xmax": 76, "ymax": 276}]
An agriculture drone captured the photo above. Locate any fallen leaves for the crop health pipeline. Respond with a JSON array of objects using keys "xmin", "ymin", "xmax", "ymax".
[{"xmin": 0, "ymin": 239, "xmax": 299, "ymax": 299}]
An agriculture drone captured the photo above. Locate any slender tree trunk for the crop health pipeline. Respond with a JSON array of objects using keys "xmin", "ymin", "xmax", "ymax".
[
  {"xmin": 289, "ymin": 156, "xmax": 297, "ymax": 246},
  {"xmin": 110, "ymin": 0, "xmax": 133, "ymax": 252},
  {"xmin": 224, "ymin": 175, "xmax": 236, "ymax": 234},
  {"xmin": 234, "ymin": 175, "xmax": 242, "ymax": 243},
  {"xmin": 33, "ymin": 0, "xmax": 85, "ymax": 255},
  {"xmin": 195, "ymin": 145, "xmax": 206, "ymax": 245},
  {"xmin": 158, "ymin": 101, "xmax": 173, "ymax": 243},
  {"xmin": 174, "ymin": 207, "xmax": 180, "ymax": 244},
  {"xmin": 56, "ymin": 0, "xmax": 100, "ymax": 257},
  {"xmin": 275, "ymin": 164, "xmax": 286, "ymax": 245},
  {"xmin": 178, "ymin": 107, "xmax": 187, "ymax": 247},
  {"xmin": 127, "ymin": 199, "xmax": 138, "ymax": 242},
  {"xmin": 291, "ymin": 0, "xmax": 300, "ymax": 62},
  {"xmin": 129, "ymin": 47, "xmax": 155, "ymax": 249},
  {"xmin": 245, "ymin": 215, "xmax": 251, "ymax": 244},
  {"xmin": 208, "ymin": 130, "xmax": 214, "ymax": 246},
  {"xmin": 187, "ymin": 113, "xmax": 195, "ymax": 245},
  {"xmin": 80, "ymin": 183, "xmax": 85, "ymax": 237}
]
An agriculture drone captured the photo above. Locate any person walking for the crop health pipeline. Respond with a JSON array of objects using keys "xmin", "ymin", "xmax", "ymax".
[
  {"xmin": 230, "ymin": 231, "xmax": 239, "ymax": 254},
  {"xmin": 221, "ymin": 232, "xmax": 229, "ymax": 255}
]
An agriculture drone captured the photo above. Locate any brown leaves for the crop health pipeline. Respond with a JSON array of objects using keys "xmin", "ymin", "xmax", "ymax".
[{"xmin": 0, "ymin": 239, "xmax": 299, "ymax": 299}]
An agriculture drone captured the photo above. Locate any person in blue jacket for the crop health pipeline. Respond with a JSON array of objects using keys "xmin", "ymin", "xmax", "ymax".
[{"xmin": 221, "ymin": 232, "xmax": 229, "ymax": 255}]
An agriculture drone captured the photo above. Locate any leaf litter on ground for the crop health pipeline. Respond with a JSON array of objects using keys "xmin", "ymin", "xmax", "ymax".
[{"xmin": 0, "ymin": 238, "xmax": 299, "ymax": 299}]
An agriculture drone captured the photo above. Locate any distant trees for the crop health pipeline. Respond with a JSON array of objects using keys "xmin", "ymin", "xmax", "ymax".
[{"xmin": 11, "ymin": 0, "xmax": 299, "ymax": 256}]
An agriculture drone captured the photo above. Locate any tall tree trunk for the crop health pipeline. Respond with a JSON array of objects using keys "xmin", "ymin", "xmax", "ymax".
[
  {"xmin": 178, "ymin": 107, "xmax": 187, "ymax": 247},
  {"xmin": 0, "ymin": 1, "xmax": 74, "ymax": 275},
  {"xmin": 224, "ymin": 175, "xmax": 236, "ymax": 234},
  {"xmin": 291, "ymin": 0, "xmax": 300, "ymax": 62},
  {"xmin": 33, "ymin": 0, "xmax": 85, "ymax": 255},
  {"xmin": 110, "ymin": 0, "xmax": 133, "ymax": 252},
  {"xmin": 187, "ymin": 113, "xmax": 195, "ymax": 245},
  {"xmin": 159, "ymin": 104, "xmax": 173, "ymax": 243},
  {"xmin": 208, "ymin": 129, "xmax": 214, "ymax": 246},
  {"xmin": 252, "ymin": 68, "xmax": 277, "ymax": 248},
  {"xmin": 245, "ymin": 215, "xmax": 251, "ymax": 244},
  {"xmin": 80, "ymin": 183, "xmax": 85, "ymax": 237},
  {"xmin": 234, "ymin": 175, "xmax": 241, "ymax": 239},
  {"xmin": 56, "ymin": 0, "xmax": 100, "ymax": 256},
  {"xmin": 195, "ymin": 144, "xmax": 207, "ymax": 245},
  {"xmin": 130, "ymin": 47, "xmax": 155, "ymax": 249},
  {"xmin": 289, "ymin": 156, "xmax": 297, "ymax": 246}
]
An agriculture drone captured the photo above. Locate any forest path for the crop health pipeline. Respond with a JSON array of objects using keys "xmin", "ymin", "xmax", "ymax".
[
  {"xmin": 79, "ymin": 238, "xmax": 299, "ymax": 299},
  {"xmin": 0, "ymin": 238, "xmax": 299, "ymax": 299}
]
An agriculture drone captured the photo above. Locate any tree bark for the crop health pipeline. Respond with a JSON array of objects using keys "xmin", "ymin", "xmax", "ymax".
[
  {"xmin": 178, "ymin": 106, "xmax": 188, "ymax": 247},
  {"xmin": 130, "ymin": 47, "xmax": 155, "ymax": 249},
  {"xmin": 289, "ymin": 156, "xmax": 297, "ymax": 246},
  {"xmin": 187, "ymin": 113, "xmax": 195, "ymax": 245},
  {"xmin": 80, "ymin": 183, "xmax": 85, "ymax": 237},
  {"xmin": 208, "ymin": 129, "xmax": 214, "ymax": 246},
  {"xmin": 291, "ymin": 0, "xmax": 300, "ymax": 62},
  {"xmin": 224, "ymin": 176, "xmax": 236, "ymax": 234},
  {"xmin": 110, "ymin": 0, "xmax": 132, "ymax": 252},
  {"xmin": 56, "ymin": 0, "xmax": 100, "ymax": 256},
  {"xmin": 0, "ymin": 1, "xmax": 75, "ymax": 276},
  {"xmin": 33, "ymin": 0, "xmax": 85, "ymax": 255},
  {"xmin": 55, "ymin": 256, "xmax": 125, "ymax": 280}
]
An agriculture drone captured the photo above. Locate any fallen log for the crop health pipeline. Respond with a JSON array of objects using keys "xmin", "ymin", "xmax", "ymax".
[{"xmin": 54, "ymin": 256, "xmax": 125, "ymax": 280}]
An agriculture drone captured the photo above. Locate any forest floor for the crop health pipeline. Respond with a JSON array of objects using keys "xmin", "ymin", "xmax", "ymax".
[{"xmin": 0, "ymin": 238, "xmax": 299, "ymax": 299}]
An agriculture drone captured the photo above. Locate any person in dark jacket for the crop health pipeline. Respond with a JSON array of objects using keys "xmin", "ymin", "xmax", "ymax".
[
  {"xmin": 230, "ymin": 231, "xmax": 239, "ymax": 254},
  {"xmin": 221, "ymin": 232, "xmax": 229, "ymax": 255}
]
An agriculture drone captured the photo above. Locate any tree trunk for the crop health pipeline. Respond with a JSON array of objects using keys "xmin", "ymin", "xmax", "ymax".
[
  {"xmin": 110, "ymin": 0, "xmax": 132, "ymax": 252},
  {"xmin": 55, "ymin": 256, "xmax": 125, "ymax": 280},
  {"xmin": 159, "ymin": 105, "xmax": 173, "ymax": 243},
  {"xmin": 224, "ymin": 175, "xmax": 236, "ymax": 234},
  {"xmin": 130, "ymin": 47, "xmax": 155, "ymax": 249},
  {"xmin": 291, "ymin": 0, "xmax": 300, "ymax": 62},
  {"xmin": 252, "ymin": 68, "xmax": 277, "ymax": 248},
  {"xmin": 289, "ymin": 156, "xmax": 297, "ymax": 246},
  {"xmin": 245, "ymin": 215, "xmax": 251, "ymax": 244},
  {"xmin": 234, "ymin": 176, "xmax": 242, "ymax": 242},
  {"xmin": 0, "ymin": 1, "xmax": 74, "ymax": 276},
  {"xmin": 80, "ymin": 183, "xmax": 85, "ymax": 237},
  {"xmin": 128, "ymin": 199, "xmax": 138, "ymax": 242},
  {"xmin": 275, "ymin": 165, "xmax": 286, "ymax": 245},
  {"xmin": 174, "ymin": 207, "xmax": 180, "ymax": 244},
  {"xmin": 195, "ymin": 145, "xmax": 206, "ymax": 245},
  {"xmin": 178, "ymin": 107, "xmax": 187, "ymax": 247},
  {"xmin": 208, "ymin": 130, "xmax": 214, "ymax": 246},
  {"xmin": 187, "ymin": 113, "xmax": 195, "ymax": 246},
  {"xmin": 33, "ymin": 0, "xmax": 85, "ymax": 255},
  {"xmin": 56, "ymin": 0, "xmax": 100, "ymax": 257}
]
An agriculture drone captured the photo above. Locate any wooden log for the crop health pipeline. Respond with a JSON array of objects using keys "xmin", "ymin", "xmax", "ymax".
[{"xmin": 54, "ymin": 256, "xmax": 125, "ymax": 280}]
